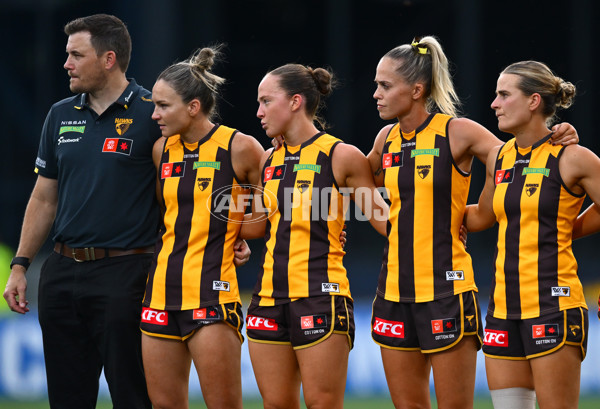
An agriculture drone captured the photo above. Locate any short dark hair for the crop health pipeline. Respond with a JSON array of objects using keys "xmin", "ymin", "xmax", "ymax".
[{"xmin": 64, "ymin": 14, "xmax": 132, "ymax": 72}]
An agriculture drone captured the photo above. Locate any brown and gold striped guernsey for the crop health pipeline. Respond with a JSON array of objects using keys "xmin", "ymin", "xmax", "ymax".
[
  {"xmin": 490, "ymin": 134, "xmax": 586, "ymax": 319},
  {"xmin": 378, "ymin": 113, "xmax": 477, "ymax": 303},
  {"xmin": 144, "ymin": 124, "xmax": 248, "ymax": 310},
  {"xmin": 253, "ymin": 132, "xmax": 348, "ymax": 306}
]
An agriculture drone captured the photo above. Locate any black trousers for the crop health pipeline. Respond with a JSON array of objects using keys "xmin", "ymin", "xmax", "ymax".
[{"xmin": 38, "ymin": 251, "xmax": 152, "ymax": 409}]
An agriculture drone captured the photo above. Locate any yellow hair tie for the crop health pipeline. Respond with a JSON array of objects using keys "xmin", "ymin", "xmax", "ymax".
[{"xmin": 411, "ymin": 41, "xmax": 428, "ymax": 55}]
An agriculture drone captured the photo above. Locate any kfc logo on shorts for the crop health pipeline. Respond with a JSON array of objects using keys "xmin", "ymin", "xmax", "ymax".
[
  {"xmin": 193, "ymin": 306, "xmax": 220, "ymax": 320},
  {"xmin": 495, "ymin": 168, "xmax": 515, "ymax": 185},
  {"xmin": 373, "ymin": 318, "xmax": 405, "ymax": 338},
  {"xmin": 484, "ymin": 329, "xmax": 508, "ymax": 347},
  {"xmin": 532, "ymin": 324, "xmax": 559, "ymax": 339},
  {"xmin": 321, "ymin": 282, "xmax": 340, "ymax": 293},
  {"xmin": 431, "ymin": 318, "xmax": 456, "ymax": 334},
  {"xmin": 551, "ymin": 287, "xmax": 570, "ymax": 297},
  {"xmin": 246, "ymin": 315, "xmax": 278, "ymax": 331},
  {"xmin": 141, "ymin": 307, "xmax": 168, "ymax": 325},
  {"xmin": 301, "ymin": 315, "xmax": 327, "ymax": 329}
]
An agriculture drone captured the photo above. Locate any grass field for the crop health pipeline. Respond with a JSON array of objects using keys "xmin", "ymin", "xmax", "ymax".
[{"xmin": 1, "ymin": 397, "xmax": 600, "ymax": 408}]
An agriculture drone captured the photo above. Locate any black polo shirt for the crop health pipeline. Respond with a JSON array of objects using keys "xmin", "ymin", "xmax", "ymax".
[{"xmin": 35, "ymin": 79, "xmax": 161, "ymax": 248}]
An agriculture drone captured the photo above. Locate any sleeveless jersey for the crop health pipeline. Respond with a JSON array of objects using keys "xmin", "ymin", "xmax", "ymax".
[
  {"xmin": 377, "ymin": 113, "xmax": 476, "ymax": 303},
  {"xmin": 253, "ymin": 132, "xmax": 348, "ymax": 306},
  {"xmin": 144, "ymin": 125, "xmax": 248, "ymax": 310},
  {"xmin": 490, "ymin": 135, "xmax": 586, "ymax": 319}
]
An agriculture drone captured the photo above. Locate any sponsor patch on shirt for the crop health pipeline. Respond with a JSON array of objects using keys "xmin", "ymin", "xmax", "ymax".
[
  {"xmin": 382, "ymin": 152, "xmax": 403, "ymax": 168},
  {"xmin": 446, "ymin": 270, "xmax": 465, "ymax": 281},
  {"xmin": 321, "ymin": 282, "xmax": 340, "ymax": 293},
  {"xmin": 161, "ymin": 161, "xmax": 186, "ymax": 178},
  {"xmin": 213, "ymin": 281, "xmax": 230, "ymax": 291},
  {"xmin": 495, "ymin": 168, "xmax": 515, "ymax": 185},
  {"xmin": 551, "ymin": 286, "xmax": 570, "ymax": 297},
  {"xmin": 264, "ymin": 164, "xmax": 286, "ymax": 181},
  {"xmin": 102, "ymin": 138, "xmax": 133, "ymax": 155}
]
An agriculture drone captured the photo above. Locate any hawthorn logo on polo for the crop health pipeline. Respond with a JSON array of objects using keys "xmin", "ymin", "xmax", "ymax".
[
  {"xmin": 525, "ymin": 183, "xmax": 539, "ymax": 197},
  {"xmin": 551, "ymin": 286, "xmax": 570, "ymax": 297},
  {"xmin": 495, "ymin": 168, "xmax": 515, "ymax": 185},
  {"xmin": 246, "ymin": 315, "xmax": 278, "ymax": 331},
  {"xmin": 212, "ymin": 281, "xmax": 230, "ymax": 291},
  {"xmin": 373, "ymin": 318, "xmax": 405, "ymax": 338},
  {"xmin": 264, "ymin": 164, "xmax": 286, "ymax": 181},
  {"xmin": 193, "ymin": 306, "xmax": 220, "ymax": 320},
  {"xmin": 484, "ymin": 329, "xmax": 508, "ymax": 347},
  {"xmin": 382, "ymin": 152, "xmax": 403, "ymax": 168},
  {"xmin": 301, "ymin": 315, "xmax": 327, "ymax": 330},
  {"xmin": 161, "ymin": 161, "xmax": 186, "ymax": 178},
  {"xmin": 297, "ymin": 180, "xmax": 311, "ymax": 193},
  {"xmin": 141, "ymin": 307, "xmax": 168, "ymax": 325},
  {"xmin": 431, "ymin": 318, "xmax": 456, "ymax": 334},
  {"xmin": 103, "ymin": 138, "xmax": 133, "ymax": 155},
  {"xmin": 417, "ymin": 165, "xmax": 431, "ymax": 179},
  {"xmin": 115, "ymin": 118, "xmax": 133, "ymax": 135},
  {"xmin": 197, "ymin": 178, "xmax": 211, "ymax": 191},
  {"xmin": 532, "ymin": 324, "xmax": 559, "ymax": 339}
]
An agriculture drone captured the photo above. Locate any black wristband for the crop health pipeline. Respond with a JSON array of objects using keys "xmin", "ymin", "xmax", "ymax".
[{"xmin": 10, "ymin": 256, "xmax": 30, "ymax": 271}]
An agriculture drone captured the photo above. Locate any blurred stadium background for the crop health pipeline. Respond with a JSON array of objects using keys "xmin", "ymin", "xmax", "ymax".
[{"xmin": 1, "ymin": 0, "xmax": 599, "ymax": 406}]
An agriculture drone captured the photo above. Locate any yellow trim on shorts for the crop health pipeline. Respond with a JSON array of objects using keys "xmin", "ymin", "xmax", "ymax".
[
  {"xmin": 370, "ymin": 295, "xmax": 420, "ymax": 351},
  {"xmin": 140, "ymin": 328, "xmax": 195, "ymax": 341},
  {"xmin": 422, "ymin": 291, "xmax": 466, "ymax": 354},
  {"xmin": 247, "ymin": 337, "xmax": 292, "ymax": 346}
]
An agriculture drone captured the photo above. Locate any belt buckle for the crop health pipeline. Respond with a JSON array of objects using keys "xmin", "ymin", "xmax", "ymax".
[{"xmin": 72, "ymin": 247, "xmax": 96, "ymax": 262}]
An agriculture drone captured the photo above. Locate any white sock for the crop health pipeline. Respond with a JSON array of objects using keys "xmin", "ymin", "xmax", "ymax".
[{"xmin": 490, "ymin": 387, "xmax": 536, "ymax": 409}]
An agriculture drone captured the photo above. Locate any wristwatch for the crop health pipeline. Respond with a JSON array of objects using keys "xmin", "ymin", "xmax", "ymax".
[{"xmin": 10, "ymin": 256, "xmax": 30, "ymax": 271}]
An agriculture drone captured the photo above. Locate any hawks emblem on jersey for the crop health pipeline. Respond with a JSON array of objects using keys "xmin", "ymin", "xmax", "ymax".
[
  {"xmin": 417, "ymin": 165, "xmax": 431, "ymax": 179},
  {"xmin": 525, "ymin": 183, "xmax": 539, "ymax": 197},
  {"xmin": 382, "ymin": 152, "xmax": 403, "ymax": 168},
  {"xmin": 495, "ymin": 168, "xmax": 515, "ymax": 185},
  {"xmin": 297, "ymin": 180, "xmax": 311, "ymax": 193},
  {"xmin": 264, "ymin": 164, "xmax": 286, "ymax": 181},
  {"xmin": 115, "ymin": 118, "xmax": 133, "ymax": 135},
  {"xmin": 197, "ymin": 177, "xmax": 211, "ymax": 191}
]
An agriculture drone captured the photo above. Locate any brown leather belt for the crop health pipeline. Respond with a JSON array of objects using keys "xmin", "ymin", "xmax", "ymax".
[{"xmin": 54, "ymin": 242, "xmax": 154, "ymax": 262}]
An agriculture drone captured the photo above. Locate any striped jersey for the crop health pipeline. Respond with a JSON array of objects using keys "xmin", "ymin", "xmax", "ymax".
[
  {"xmin": 252, "ymin": 132, "xmax": 348, "ymax": 306},
  {"xmin": 490, "ymin": 135, "xmax": 586, "ymax": 319},
  {"xmin": 377, "ymin": 113, "xmax": 477, "ymax": 303},
  {"xmin": 144, "ymin": 124, "xmax": 248, "ymax": 310}
]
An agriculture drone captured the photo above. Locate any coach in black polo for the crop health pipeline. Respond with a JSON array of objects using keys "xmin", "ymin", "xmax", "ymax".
[{"xmin": 3, "ymin": 15, "xmax": 157, "ymax": 408}]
